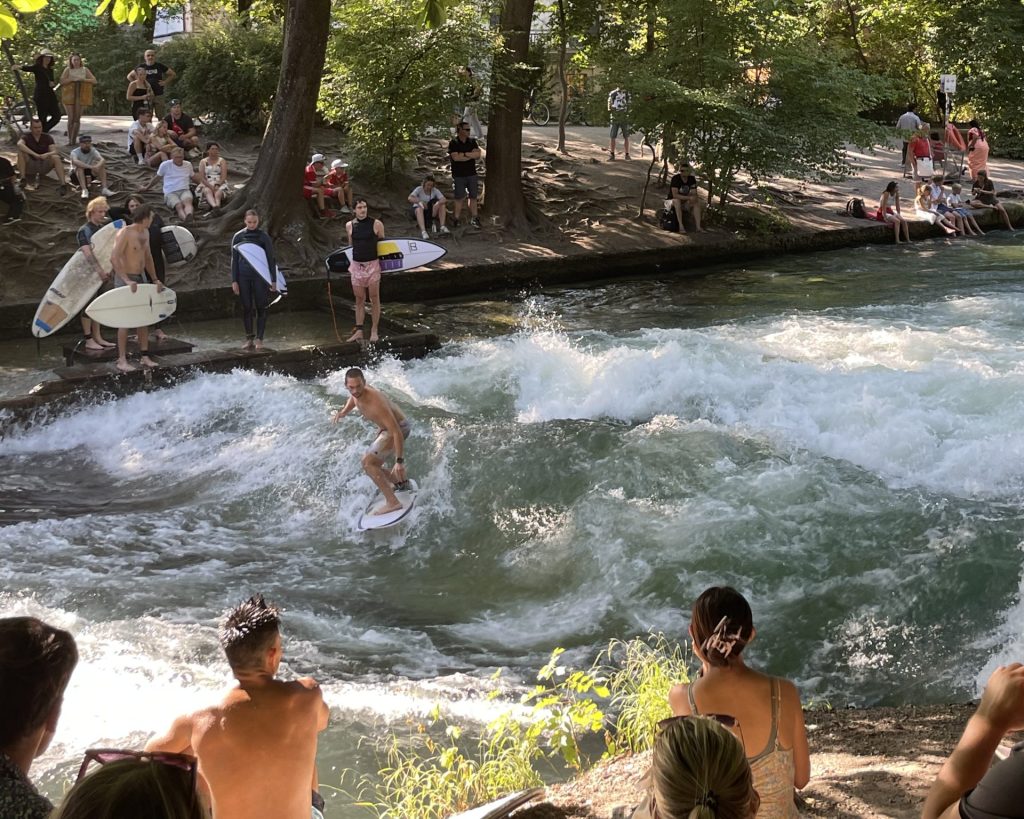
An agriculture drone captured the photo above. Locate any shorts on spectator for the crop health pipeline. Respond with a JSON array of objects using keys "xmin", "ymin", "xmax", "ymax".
[
  {"xmin": 609, "ymin": 118, "xmax": 630, "ymax": 139},
  {"xmin": 349, "ymin": 259, "xmax": 381, "ymax": 288},
  {"xmin": 453, "ymin": 175, "xmax": 478, "ymax": 201},
  {"xmin": 25, "ymin": 156, "xmax": 54, "ymax": 176},
  {"xmin": 303, "ymin": 185, "xmax": 319, "ymax": 200},
  {"xmin": 165, "ymin": 189, "xmax": 194, "ymax": 209}
]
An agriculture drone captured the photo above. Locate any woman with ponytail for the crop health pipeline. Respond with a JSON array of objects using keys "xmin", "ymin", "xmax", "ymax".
[
  {"xmin": 668, "ymin": 587, "xmax": 809, "ymax": 818},
  {"xmin": 633, "ymin": 716, "xmax": 758, "ymax": 818}
]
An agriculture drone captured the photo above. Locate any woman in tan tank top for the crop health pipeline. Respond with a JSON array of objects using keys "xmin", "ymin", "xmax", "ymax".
[{"xmin": 668, "ymin": 587, "xmax": 810, "ymax": 818}]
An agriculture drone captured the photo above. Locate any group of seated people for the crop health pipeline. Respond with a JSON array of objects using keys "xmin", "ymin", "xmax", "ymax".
[
  {"xmin": 3, "ymin": 587, "xmax": 1023, "ymax": 818},
  {"xmin": 872, "ymin": 172, "xmax": 1015, "ymax": 242},
  {"xmin": 303, "ymin": 153, "xmax": 354, "ymax": 218}
]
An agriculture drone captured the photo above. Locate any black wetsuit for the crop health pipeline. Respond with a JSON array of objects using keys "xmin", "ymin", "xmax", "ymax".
[
  {"xmin": 0, "ymin": 157, "xmax": 23, "ymax": 221},
  {"xmin": 231, "ymin": 227, "xmax": 276, "ymax": 340},
  {"xmin": 21, "ymin": 64, "xmax": 60, "ymax": 133}
]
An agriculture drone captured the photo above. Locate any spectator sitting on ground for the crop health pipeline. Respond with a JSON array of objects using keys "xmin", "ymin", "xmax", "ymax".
[
  {"xmin": 141, "ymin": 146, "xmax": 197, "ymax": 223},
  {"xmin": 408, "ymin": 174, "xmax": 450, "ymax": 239},
  {"xmin": 874, "ymin": 180, "xmax": 911, "ymax": 243},
  {"xmin": 53, "ymin": 750, "xmax": 203, "ymax": 819},
  {"xmin": 929, "ymin": 174, "xmax": 976, "ymax": 236},
  {"xmin": 922, "ymin": 663, "xmax": 1024, "ymax": 819},
  {"xmin": 16, "ymin": 117, "xmax": 68, "ymax": 195},
  {"xmin": 0, "ymin": 154, "xmax": 25, "ymax": 225},
  {"xmin": 198, "ymin": 142, "xmax": 230, "ymax": 210},
  {"xmin": 145, "ymin": 594, "xmax": 329, "ymax": 819},
  {"xmin": 669, "ymin": 161, "xmax": 705, "ymax": 233},
  {"xmin": 909, "ymin": 124, "xmax": 933, "ymax": 182},
  {"xmin": 164, "ymin": 100, "xmax": 199, "ymax": 152},
  {"xmin": 946, "ymin": 183, "xmax": 984, "ymax": 235},
  {"xmin": 0, "ymin": 616, "xmax": 79, "ymax": 819},
  {"xmin": 126, "ymin": 66, "xmax": 155, "ymax": 120},
  {"xmin": 631, "ymin": 716, "xmax": 759, "ymax": 819},
  {"xmin": 326, "ymin": 159, "xmax": 353, "ymax": 213},
  {"xmin": 971, "ymin": 170, "xmax": 1014, "ymax": 231},
  {"xmin": 70, "ymin": 135, "xmax": 114, "ymax": 199},
  {"xmin": 668, "ymin": 586, "xmax": 810, "ymax": 818},
  {"xmin": 128, "ymin": 108, "xmax": 157, "ymax": 167},
  {"xmin": 304, "ymin": 153, "xmax": 339, "ymax": 217},
  {"xmin": 914, "ymin": 182, "xmax": 959, "ymax": 235},
  {"xmin": 148, "ymin": 120, "xmax": 175, "ymax": 166}
]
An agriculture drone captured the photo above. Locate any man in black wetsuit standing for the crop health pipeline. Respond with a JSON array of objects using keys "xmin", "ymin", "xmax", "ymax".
[{"xmin": 231, "ymin": 209, "xmax": 277, "ymax": 351}]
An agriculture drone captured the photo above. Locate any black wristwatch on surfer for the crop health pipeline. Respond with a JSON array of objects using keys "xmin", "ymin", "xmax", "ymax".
[{"xmin": 396, "ymin": 457, "xmax": 404, "ymax": 464}]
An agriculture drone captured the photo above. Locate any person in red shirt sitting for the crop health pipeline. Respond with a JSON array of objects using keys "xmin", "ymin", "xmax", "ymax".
[{"xmin": 326, "ymin": 159, "xmax": 353, "ymax": 214}]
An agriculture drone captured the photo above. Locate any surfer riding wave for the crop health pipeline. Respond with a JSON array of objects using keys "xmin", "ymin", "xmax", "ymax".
[{"xmin": 332, "ymin": 367, "xmax": 409, "ymax": 516}]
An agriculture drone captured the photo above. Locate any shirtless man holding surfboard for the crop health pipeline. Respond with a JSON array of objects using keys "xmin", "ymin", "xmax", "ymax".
[
  {"xmin": 110, "ymin": 204, "xmax": 161, "ymax": 372},
  {"xmin": 332, "ymin": 367, "xmax": 409, "ymax": 516}
]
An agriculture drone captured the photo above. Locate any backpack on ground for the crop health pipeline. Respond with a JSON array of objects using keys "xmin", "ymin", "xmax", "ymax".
[
  {"xmin": 659, "ymin": 200, "xmax": 679, "ymax": 232},
  {"xmin": 845, "ymin": 197, "xmax": 867, "ymax": 219}
]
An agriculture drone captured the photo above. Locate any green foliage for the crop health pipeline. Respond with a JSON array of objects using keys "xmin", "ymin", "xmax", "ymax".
[
  {"xmin": 94, "ymin": 0, "xmax": 156, "ymax": 26},
  {"xmin": 68, "ymin": 25, "xmax": 152, "ymax": 114},
  {"xmin": 598, "ymin": 632, "xmax": 690, "ymax": 755},
  {"xmin": 0, "ymin": 0, "xmax": 47, "ymax": 40},
  {"xmin": 319, "ymin": 0, "xmax": 493, "ymax": 179},
  {"xmin": 158, "ymin": 18, "xmax": 282, "ymax": 134}
]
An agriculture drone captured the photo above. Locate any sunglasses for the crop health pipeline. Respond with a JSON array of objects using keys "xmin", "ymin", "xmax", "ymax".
[{"xmin": 76, "ymin": 748, "xmax": 199, "ymax": 790}]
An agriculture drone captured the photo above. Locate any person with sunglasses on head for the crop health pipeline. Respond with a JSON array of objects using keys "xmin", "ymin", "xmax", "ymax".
[
  {"xmin": 668, "ymin": 587, "xmax": 809, "ymax": 818},
  {"xmin": 145, "ymin": 594, "xmax": 329, "ymax": 819},
  {"xmin": 632, "ymin": 716, "xmax": 759, "ymax": 819},
  {"xmin": 0, "ymin": 617, "xmax": 79, "ymax": 819},
  {"xmin": 53, "ymin": 750, "xmax": 204, "ymax": 819}
]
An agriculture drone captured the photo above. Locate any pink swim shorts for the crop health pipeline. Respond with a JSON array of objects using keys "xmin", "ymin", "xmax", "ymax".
[{"xmin": 349, "ymin": 259, "xmax": 381, "ymax": 288}]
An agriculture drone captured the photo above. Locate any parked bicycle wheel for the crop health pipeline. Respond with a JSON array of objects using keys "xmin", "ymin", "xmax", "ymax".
[{"xmin": 530, "ymin": 102, "xmax": 550, "ymax": 126}]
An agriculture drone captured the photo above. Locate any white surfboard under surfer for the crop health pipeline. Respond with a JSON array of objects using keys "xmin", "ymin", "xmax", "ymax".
[{"xmin": 332, "ymin": 367, "xmax": 411, "ymax": 517}]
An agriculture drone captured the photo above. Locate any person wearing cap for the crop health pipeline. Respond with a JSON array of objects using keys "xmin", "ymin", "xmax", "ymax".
[
  {"xmin": 669, "ymin": 162, "xmax": 705, "ymax": 233},
  {"xmin": 326, "ymin": 159, "xmax": 353, "ymax": 213},
  {"xmin": 303, "ymin": 153, "xmax": 338, "ymax": 217},
  {"xmin": 15, "ymin": 50, "xmax": 61, "ymax": 133},
  {"xmin": 128, "ymin": 48, "xmax": 176, "ymax": 117},
  {"xmin": 69, "ymin": 135, "xmax": 114, "ymax": 199},
  {"xmin": 141, "ymin": 146, "xmax": 197, "ymax": 223},
  {"xmin": 16, "ymin": 117, "xmax": 68, "ymax": 195},
  {"xmin": 164, "ymin": 100, "xmax": 199, "ymax": 152}
]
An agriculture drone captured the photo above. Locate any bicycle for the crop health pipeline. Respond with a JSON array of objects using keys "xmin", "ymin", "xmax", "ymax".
[
  {"xmin": 525, "ymin": 88, "xmax": 550, "ymax": 126},
  {"xmin": 565, "ymin": 93, "xmax": 590, "ymax": 126},
  {"xmin": 2, "ymin": 95, "xmax": 31, "ymax": 145}
]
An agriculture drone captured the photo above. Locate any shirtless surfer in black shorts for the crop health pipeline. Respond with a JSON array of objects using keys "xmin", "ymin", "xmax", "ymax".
[
  {"xmin": 110, "ymin": 204, "xmax": 161, "ymax": 372},
  {"xmin": 332, "ymin": 367, "xmax": 409, "ymax": 516}
]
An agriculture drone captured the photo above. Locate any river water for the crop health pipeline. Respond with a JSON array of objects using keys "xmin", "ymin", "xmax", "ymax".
[{"xmin": 3, "ymin": 235, "xmax": 1024, "ymax": 813}]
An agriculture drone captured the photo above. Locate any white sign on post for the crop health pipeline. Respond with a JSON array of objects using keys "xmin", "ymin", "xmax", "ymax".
[{"xmin": 940, "ymin": 74, "xmax": 957, "ymax": 94}]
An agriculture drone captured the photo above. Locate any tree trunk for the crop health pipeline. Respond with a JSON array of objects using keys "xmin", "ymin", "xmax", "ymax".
[
  {"xmin": 221, "ymin": 0, "xmax": 330, "ymax": 248},
  {"xmin": 556, "ymin": 0, "xmax": 568, "ymax": 153},
  {"xmin": 485, "ymin": 0, "xmax": 536, "ymax": 232}
]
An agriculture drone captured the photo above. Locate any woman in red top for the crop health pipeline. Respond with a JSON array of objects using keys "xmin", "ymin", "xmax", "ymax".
[{"xmin": 908, "ymin": 125, "xmax": 932, "ymax": 181}]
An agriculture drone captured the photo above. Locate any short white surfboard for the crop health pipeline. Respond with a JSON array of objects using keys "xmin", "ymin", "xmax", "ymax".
[
  {"xmin": 235, "ymin": 242, "xmax": 288, "ymax": 293},
  {"xmin": 447, "ymin": 788, "xmax": 545, "ymax": 819},
  {"xmin": 326, "ymin": 237, "xmax": 447, "ymax": 275},
  {"xmin": 161, "ymin": 225, "xmax": 197, "ymax": 266},
  {"xmin": 356, "ymin": 479, "xmax": 418, "ymax": 531},
  {"xmin": 85, "ymin": 283, "xmax": 177, "ymax": 329},
  {"xmin": 31, "ymin": 219, "xmax": 125, "ymax": 338}
]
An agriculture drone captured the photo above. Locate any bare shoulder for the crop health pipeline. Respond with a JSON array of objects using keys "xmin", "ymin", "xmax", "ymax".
[{"xmin": 294, "ymin": 676, "xmax": 323, "ymax": 693}]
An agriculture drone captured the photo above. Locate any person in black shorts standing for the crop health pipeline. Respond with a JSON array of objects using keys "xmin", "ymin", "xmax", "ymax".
[{"xmin": 448, "ymin": 121, "xmax": 482, "ymax": 229}]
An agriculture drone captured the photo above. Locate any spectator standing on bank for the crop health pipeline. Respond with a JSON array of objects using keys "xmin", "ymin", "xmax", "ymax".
[
  {"xmin": 908, "ymin": 124, "xmax": 933, "ymax": 181},
  {"xmin": 895, "ymin": 103, "xmax": 923, "ymax": 175},
  {"xmin": 126, "ymin": 66, "xmax": 155, "ymax": 120},
  {"xmin": 346, "ymin": 198, "xmax": 385, "ymax": 342},
  {"xmin": 607, "ymin": 85, "xmax": 631, "ymax": 160},
  {"xmin": 966, "ymin": 119, "xmax": 990, "ymax": 182},
  {"xmin": 459, "ymin": 66, "xmax": 484, "ymax": 140},
  {"xmin": 0, "ymin": 154, "xmax": 25, "ymax": 225},
  {"xmin": 129, "ymin": 48, "xmax": 175, "ymax": 116},
  {"xmin": 0, "ymin": 617, "xmax": 79, "ymax": 819},
  {"xmin": 448, "ymin": 122, "xmax": 482, "ymax": 229},
  {"xmin": 231, "ymin": 209, "xmax": 277, "ymax": 351},
  {"xmin": 15, "ymin": 50, "xmax": 61, "ymax": 133},
  {"xmin": 59, "ymin": 52, "xmax": 96, "ymax": 146}
]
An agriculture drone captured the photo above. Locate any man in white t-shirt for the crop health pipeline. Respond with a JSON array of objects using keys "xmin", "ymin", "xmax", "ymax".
[
  {"xmin": 896, "ymin": 104, "xmax": 924, "ymax": 174},
  {"xmin": 128, "ymin": 109, "xmax": 155, "ymax": 166},
  {"xmin": 69, "ymin": 135, "xmax": 113, "ymax": 199},
  {"xmin": 141, "ymin": 146, "xmax": 196, "ymax": 222}
]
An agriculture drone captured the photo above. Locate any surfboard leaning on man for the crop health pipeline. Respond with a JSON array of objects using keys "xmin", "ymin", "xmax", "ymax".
[{"xmin": 332, "ymin": 367, "xmax": 410, "ymax": 516}]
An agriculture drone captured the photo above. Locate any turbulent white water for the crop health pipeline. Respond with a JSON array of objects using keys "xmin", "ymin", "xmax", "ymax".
[{"xmin": 3, "ymin": 236, "xmax": 1024, "ymax": 812}]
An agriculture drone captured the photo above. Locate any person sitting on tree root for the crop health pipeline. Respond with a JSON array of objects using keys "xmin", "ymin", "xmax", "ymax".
[
  {"xmin": 303, "ymin": 154, "xmax": 339, "ymax": 218},
  {"xmin": 142, "ymin": 146, "xmax": 197, "ymax": 223}
]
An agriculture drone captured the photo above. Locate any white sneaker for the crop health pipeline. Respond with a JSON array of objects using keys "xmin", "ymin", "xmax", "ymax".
[
  {"xmin": 340, "ymin": 205, "xmax": 351, "ymax": 213},
  {"xmin": 421, "ymin": 230, "xmax": 430, "ymax": 240},
  {"xmin": 431, "ymin": 225, "xmax": 438, "ymax": 235},
  {"xmin": 101, "ymin": 187, "xmax": 114, "ymax": 196},
  {"xmin": 137, "ymin": 155, "xmax": 146, "ymax": 166},
  {"xmin": 439, "ymin": 225, "xmax": 450, "ymax": 235},
  {"xmin": 80, "ymin": 188, "xmax": 88, "ymax": 199}
]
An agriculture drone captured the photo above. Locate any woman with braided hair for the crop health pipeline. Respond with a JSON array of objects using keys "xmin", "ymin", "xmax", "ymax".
[
  {"xmin": 668, "ymin": 587, "xmax": 809, "ymax": 818},
  {"xmin": 632, "ymin": 716, "xmax": 759, "ymax": 818}
]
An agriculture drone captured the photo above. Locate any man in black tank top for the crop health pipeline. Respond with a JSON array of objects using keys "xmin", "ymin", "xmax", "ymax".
[{"xmin": 345, "ymin": 198, "xmax": 385, "ymax": 342}]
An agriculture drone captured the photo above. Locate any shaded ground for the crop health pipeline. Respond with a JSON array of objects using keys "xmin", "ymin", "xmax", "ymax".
[
  {"xmin": 3, "ymin": 118, "xmax": 1023, "ymax": 308},
  {"xmin": 511, "ymin": 704, "xmax": 1024, "ymax": 818}
]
